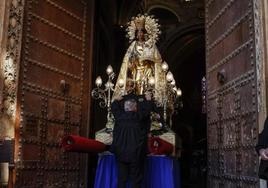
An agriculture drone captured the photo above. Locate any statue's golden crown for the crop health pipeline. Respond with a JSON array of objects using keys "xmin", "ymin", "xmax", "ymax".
[
  {"xmin": 134, "ymin": 17, "xmax": 145, "ymax": 30},
  {"xmin": 126, "ymin": 14, "xmax": 161, "ymax": 43}
]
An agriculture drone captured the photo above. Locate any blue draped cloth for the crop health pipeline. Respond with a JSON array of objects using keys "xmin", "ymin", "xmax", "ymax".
[{"xmin": 94, "ymin": 153, "xmax": 181, "ymax": 188}]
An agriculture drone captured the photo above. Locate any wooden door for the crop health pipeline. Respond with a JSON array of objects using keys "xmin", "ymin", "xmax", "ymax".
[
  {"xmin": 206, "ymin": 0, "xmax": 262, "ymax": 187},
  {"xmin": 14, "ymin": 0, "xmax": 94, "ymax": 187}
]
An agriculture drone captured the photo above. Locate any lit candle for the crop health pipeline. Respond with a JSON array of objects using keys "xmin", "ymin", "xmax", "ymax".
[
  {"xmin": 166, "ymin": 71, "xmax": 174, "ymax": 82},
  {"xmin": 118, "ymin": 79, "xmax": 124, "ymax": 88},
  {"xmin": 106, "ymin": 65, "xmax": 113, "ymax": 75},
  {"xmin": 149, "ymin": 77, "xmax": 155, "ymax": 86},
  {"xmin": 95, "ymin": 76, "xmax": 102, "ymax": 87},
  {"xmin": 176, "ymin": 88, "xmax": 182, "ymax": 96},
  {"xmin": 161, "ymin": 61, "xmax": 169, "ymax": 72}
]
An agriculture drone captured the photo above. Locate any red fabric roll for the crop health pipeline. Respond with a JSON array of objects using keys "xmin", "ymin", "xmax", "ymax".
[
  {"xmin": 61, "ymin": 135, "xmax": 106, "ymax": 153},
  {"xmin": 148, "ymin": 137, "xmax": 173, "ymax": 155}
]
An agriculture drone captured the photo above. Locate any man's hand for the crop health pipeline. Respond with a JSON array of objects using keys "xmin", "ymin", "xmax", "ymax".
[
  {"xmin": 155, "ymin": 113, "xmax": 161, "ymax": 120},
  {"xmin": 260, "ymin": 148, "xmax": 268, "ymax": 160},
  {"xmin": 114, "ymin": 96, "xmax": 123, "ymax": 101},
  {"xmin": 145, "ymin": 92, "xmax": 152, "ymax": 101}
]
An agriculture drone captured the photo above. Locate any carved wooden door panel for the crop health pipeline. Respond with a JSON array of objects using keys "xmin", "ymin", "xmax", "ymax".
[
  {"xmin": 14, "ymin": 0, "xmax": 94, "ymax": 187},
  {"xmin": 206, "ymin": 0, "xmax": 261, "ymax": 187}
]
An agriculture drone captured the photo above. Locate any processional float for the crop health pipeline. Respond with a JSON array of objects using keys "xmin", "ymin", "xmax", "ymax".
[
  {"xmin": 62, "ymin": 14, "xmax": 182, "ymax": 155},
  {"xmin": 92, "ymin": 14, "xmax": 182, "ymax": 156}
]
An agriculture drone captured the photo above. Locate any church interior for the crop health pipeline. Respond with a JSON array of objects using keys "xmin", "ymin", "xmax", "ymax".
[{"xmin": 0, "ymin": 0, "xmax": 268, "ymax": 187}]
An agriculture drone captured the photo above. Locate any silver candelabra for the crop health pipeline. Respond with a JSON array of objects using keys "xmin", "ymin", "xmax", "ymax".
[
  {"xmin": 145, "ymin": 61, "xmax": 182, "ymax": 128},
  {"xmin": 91, "ymin": 65, "xmax": 117, "ymax": 131},
  {"xmin": 92, "ymin": 62, "xmax": 182, "ymax": 131}
]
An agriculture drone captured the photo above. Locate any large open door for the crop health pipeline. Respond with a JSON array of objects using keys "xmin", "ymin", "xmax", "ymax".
[
  {"xmin": 13, "ymin": 0, "xmax": 94, "ymax": 187},
  {"xmin": 206, "ymin": 0, "xmax": 264, "ymax": 187}
]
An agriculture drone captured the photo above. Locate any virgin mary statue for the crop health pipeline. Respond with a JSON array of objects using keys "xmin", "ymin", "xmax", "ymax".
[{"xmin": 112, "ymin": 14, "xmax": 166, "ymax": 103}]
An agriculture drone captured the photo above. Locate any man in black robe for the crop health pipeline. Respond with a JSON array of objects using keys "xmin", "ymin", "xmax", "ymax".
[{"xmin": 111, "ymin": 92, "xmax": 156, "ymax": 188}]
